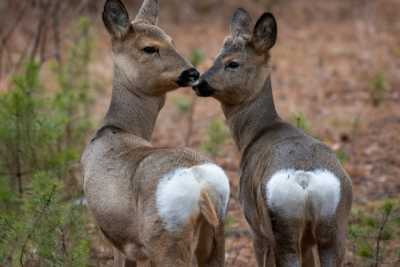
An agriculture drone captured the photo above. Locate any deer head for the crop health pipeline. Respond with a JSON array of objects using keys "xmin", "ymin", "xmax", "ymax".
[
  {"xmin": 193, "ymin": 8, "xmax": 277, "ymax": 105},
  {"xmin": 103, "ymin": 0, "xmax": 199, "ymax": 96}
]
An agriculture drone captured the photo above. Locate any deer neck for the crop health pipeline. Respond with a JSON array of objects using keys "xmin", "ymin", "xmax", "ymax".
[
  {"xmin": 222, "ymin": 76, "xmax": 280, "ymax": 154},
  {"xmin": 103, "ymin": 65, "xmax": 166, "ymax": 141}
]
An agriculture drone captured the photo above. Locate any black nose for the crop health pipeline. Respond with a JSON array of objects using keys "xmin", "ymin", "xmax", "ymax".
[
  {"xmin": 192, "ymin": 79, "xmax": 215, "ymax": 97},
  {"xmin": 177, "ymin": 68, "xmax": 200, "ymax": 87}
]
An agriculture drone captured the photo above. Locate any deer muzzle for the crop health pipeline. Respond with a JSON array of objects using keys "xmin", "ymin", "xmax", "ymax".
[
  {"xmin": 176, "ymin": 68, "xmax": 200, "ymax": 87},
  {"xmin": 192, "ymin": 79, "xmax": 216, "ymax": 97}
]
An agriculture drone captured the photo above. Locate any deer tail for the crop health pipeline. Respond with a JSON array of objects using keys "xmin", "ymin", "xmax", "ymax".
[{"xmin": 199, "ymin": 188, "xmax": 219, "ymax": 227}]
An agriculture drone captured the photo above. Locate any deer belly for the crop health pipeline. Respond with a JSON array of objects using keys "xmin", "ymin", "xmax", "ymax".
[{"xmin": 265, "ymin": 169, "xmax": 341, "ymax": 220}]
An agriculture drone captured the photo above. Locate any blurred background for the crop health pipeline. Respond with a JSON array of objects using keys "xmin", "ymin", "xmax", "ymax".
[{"xmin": 0, "ymin": 0, "xmax": 399, "ymax": 266}]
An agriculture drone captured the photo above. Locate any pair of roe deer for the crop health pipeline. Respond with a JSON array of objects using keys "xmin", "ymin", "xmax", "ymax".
[{"xmin": 81, "ymin": 0, "xmax": 353, "ymax": 266}]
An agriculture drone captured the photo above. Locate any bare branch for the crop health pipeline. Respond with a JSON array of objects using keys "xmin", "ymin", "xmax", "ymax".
[
  {"xmin": 29, "ymin": 2, "xmax": 47, "ymax": 61},
  {"xmin": 51, "ymin": 0, "xmax": 63, "ymax": 64},
  {"xmin": 0, "ymin": 2, "xmax": 29, "ymax": 47},
  {"xmin": 374, "ymin": 208, "xmax": 392, "ymax": 267}
]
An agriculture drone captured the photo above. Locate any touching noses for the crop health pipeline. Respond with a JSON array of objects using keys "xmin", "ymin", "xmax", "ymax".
[
  {"xmin": 177, "ymin": 68, "xmax": 200, "ymax": 87},
  {"xmin": 192, "ymin": 79, "xmax": 215, "ymax": 97}
]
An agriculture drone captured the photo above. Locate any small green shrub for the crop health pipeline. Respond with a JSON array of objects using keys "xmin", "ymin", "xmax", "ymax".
[
  {"xmin": 357, "ymin": 242, "xmax": 374, "ymax": 259},
  {"xmin": 369, "ymin": 72, "xmax": 389, "ymax": 107},
  {"xmin": 348, "ymin": 224, "xmax": 367, "ymax": 240},
  {"xmin": 349, "ymin": 199, "xmax": 400, "ymax": 266},
  {"xmin": 201, "ymin": 118, "xmax": 229, "ymax": 157},
  {"xmin": 0, "ymin": 173, "xmax": 90, "ymax": 266},
  {"xmin": 190, "ymin": 48, "xmax": 205, "ymax": 67},
  {"xmin": 383, "ymin": 200, "xmax": 394, "ymax": 215},
  {"xmin": 336, "ymin": 149, "xmax": 349, "ymax": 164},
  {"xmin": 394, "ymin": 47, "xmax": 400, "ymax": 57},
  {"xmin": 172, "ymin": 96, "xmax": 191, "ymax": 113},
  {"xmin": 289, "ymin": 112, "xmax": 311, "ymax": 133},
  {"xmin": 224, "ymin": 214, "xmax": 236, "ymax": 230},
  {"xmin": 0, "ymin": 16, "xmax": 93, "ymax": 266}
]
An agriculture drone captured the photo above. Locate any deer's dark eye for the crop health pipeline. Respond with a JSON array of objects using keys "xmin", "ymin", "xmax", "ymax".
[
  {"xmin": 225, "ymin": 61, "xmax": 240, "ymax": 69},
  {"xmin": 143, "ymin": 46, "xmax": 159, "ymax": 54}
]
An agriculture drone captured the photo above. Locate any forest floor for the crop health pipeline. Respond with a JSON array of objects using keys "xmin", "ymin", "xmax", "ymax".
[{"xmin": 78, "ymin": 0, "xmax": 400, "ymax": 266}]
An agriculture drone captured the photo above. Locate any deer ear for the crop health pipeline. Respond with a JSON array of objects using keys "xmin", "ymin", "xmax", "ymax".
[
  {"xmin": 135, "ymin": 0, "xmax": 159, "ymax": 25},
  {"xmin": 103, "ymin": 0, "xmax": 130, "ymax": 39},
  {"xmin": 252, "ymin": 12, "xmax": 277, "ymax": 53},
  {"xmin": 230, "ymin": 8, "xmax": 252, "ymax": 37}
]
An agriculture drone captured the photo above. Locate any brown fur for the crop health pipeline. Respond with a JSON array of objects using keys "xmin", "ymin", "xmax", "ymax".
[
  {"xmin": 193, "ymin": 8, "xmax": 352, "ymax": 267},
  {"xmin": 82, "ymin": 1, "xmax": 227, "ymax": 266}
]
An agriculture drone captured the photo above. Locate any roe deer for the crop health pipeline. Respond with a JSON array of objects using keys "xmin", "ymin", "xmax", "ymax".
[
  {"xmin": 81, "ymin": 0, "xmax": 230, "ymax": 266},
  {"xmin": 193, "ymin": 8, "xmax": 352, "ymax": 267}
]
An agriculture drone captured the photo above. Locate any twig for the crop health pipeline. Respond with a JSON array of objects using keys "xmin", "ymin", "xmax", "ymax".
[
  {"xmin": 0, "ymin": 2, "xmax": 29, "ymax": 47},
  {"xmin": 74, "ymin": 0, "xmax": 91, "ymax": 15},
  {"xmin": 39, "ymin": 21, "xmax": 48, "ymax": 65},
  {"xmin": 60, "ymin": 228, "xmax": 67, "ymax": 259},
  {"xmin": 374, "ymin": 209, "xmax": 391, "ymax": 267},
  {"xmin": 51, "ymin": 0, "xmax": 63, "ymax": 64},
  {"xmin": 0, "ymin": 169, "xmax": 41, "ymax": 177},
  {"xmin": 1, "ymin": 41, "xmax": 17, "ymax": 79},
  {"xmin": 29, "ymin": 1, "xmax": 49, "ymax": 62},
  {"xmin": 14, "ymin": 102, "xmax": 23, "ymax": 196},
  {"xmin": 350, "ymin": 113, "xmax": 361, "ymax": 165},
  {"xmin": 0, "ymin": 47, "xmax": 3, "ymax": 81},
  {"xmin": 14, "ymin": 42, "xmax": 31, "ymax": 73},
  {"xmin": 13, "ymin": 1, "xmax": 49, "ymax": 72},
  {"xmin": 57, "ymin": 0, "xmax": 89, "ymax": 19}
]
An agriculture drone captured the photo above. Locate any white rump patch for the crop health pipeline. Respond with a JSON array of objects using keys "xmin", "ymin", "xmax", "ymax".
[
  {"xmin": 156, "ymin": 164, "xmax": 230, "ymax": 232},
  {"xmin": 266, "ymin": 169, "xmax": 341, "ymax": 219}
]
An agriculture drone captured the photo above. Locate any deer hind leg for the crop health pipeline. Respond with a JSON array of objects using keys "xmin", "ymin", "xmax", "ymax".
[
  {"xmin": 272, "ymin": 217, "xmax": 303, "ymax": 267},
  {"xmin": 302, "ymin": 245, "xmax": 318, "ymax": 267},
  {"xmin": 253, "ymin": 235, "xmax": 276, "ymax": 267},
  {"xmin": 113, "ymin": 247, "xmax": 125, "ymax": 267},
  {"xmin": 253, "ymin": 235, "xmax": 266, "ymax": 267},
  {"xmin": 301, "ymin": 223, "xmax": 318, "ymax": 267},
  {"xmin": 124, "ymin": 259, "xmax": 137, "ymax": 267},
  {"xmin": 113, "ymin": 247, "xmax": 137, "ymax": 267},
  {"xmin": 317, "ymin": 242, "xmax": 344, "ymax": 267},
  {"xmin": 316, "ymin": 220, "xmax": 346, "ymax": 267},
  {"xmin": 196, "ymin": 221, "xmax": 225, "ymax": 267}
]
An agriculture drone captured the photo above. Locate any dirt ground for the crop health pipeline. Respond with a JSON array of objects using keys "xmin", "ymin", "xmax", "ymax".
[{"xmin": 61, "ymin": 0, "xmax": 400, "ymax": 266}]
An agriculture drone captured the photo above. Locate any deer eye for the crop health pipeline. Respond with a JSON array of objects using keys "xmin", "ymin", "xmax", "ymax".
[
  {"xmin": 225, "ymin": 61, "xmax": 240, "ymax": 69},
  {"xmin": 143, "ymin": 46, "xmax": 159, "ymax": 54}
]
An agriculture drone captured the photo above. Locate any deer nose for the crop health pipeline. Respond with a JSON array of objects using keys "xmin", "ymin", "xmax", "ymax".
[
  {"xmin": 192, "ymin": 79, "xmax": 215, "ymax": 97},
  {"xmin": 177, "ymin": 68, "xmax": 200, "ymax": 87}
]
